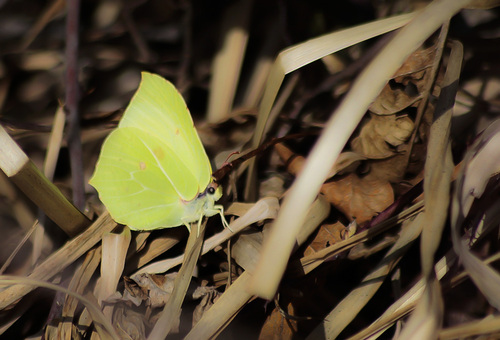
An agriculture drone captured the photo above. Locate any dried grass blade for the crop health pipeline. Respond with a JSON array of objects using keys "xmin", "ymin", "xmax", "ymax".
[
  {"xmin": 251, "ymin": 11, "xmax": 418, "ymax": 149},
  {"xmin": 147, "ymin": 222, "xmax": 206, "ymax": 339},
  {"xmin": 185, "ymin": 271, "xmax": 253, "ymax": 340},
  {"xmin": 0, "ymin": 276, "xmax": 118, "ymax": 339},
  {"xmin": 32, "ymin": 105, "xmax": 66, "ymax": 265},
  {"xmin": 97, "ymin": 227, "xmax": 131, "ymax": 320},
  {"xmin": 0, "ymin": 211, "xmax": 116, "ymax": 309},
  {"xmin": 241, "ymin": 21, "xmax": 282, "ymax": 108},
  {"xmin": 133, "ymin": 197, "xmax": 279, "ymax": 276},
  {"xmin": 44, "ymin": 105, "xmax": 66, "ymax": 181},
  {"xmin": 207, "ymin": 0, "xmax": 253, "ymax": 122},
  {"xmin": 348, "ymin": 250, "xmax": 456, "ymax": 340},
  {"xmin": 129, "ymin": 229, "xmax": 184, "ymax": 271},
  {"xmin": 0, "ymin": 220, "xmax": 39, "ymax": 275},
  {"xmin": 186, "ymin": 196, "xmax": 328, "ymax": 339},
  {"xmin": 439, "ymin": 314, "xmax": 500, "ymax": 339},
  {"xmin": 397, "ymin": 37, "xmax": 463, "ymax": 340},
  {"xmin": 0, "ymin": 124, "xmax": 89, "ymax": 236},
  {"xmin": 307, "ymin": 213, "xmax": 424, "ymax": 339},
  {"xmin": 451, "ymin": 123, "xmax": 500, "ymax": 310},
  {"xmin": 59, "ymin": 247, "xmax": 102, "ymax": 339}
]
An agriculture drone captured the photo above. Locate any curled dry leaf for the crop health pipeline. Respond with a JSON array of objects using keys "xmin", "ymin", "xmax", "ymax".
[
  {"xmin": 303, "ymin": 221, "xmax": 354, "ymax": 257},
  {"xmin": 123, "ymin": 273, "xmax": 217, "ymax": 309},
  {"xmin": 259, "ymin": 301, "xmax": 298, "ymax": 340},
  {"xmin": 123, "ymin": 276, "xmax": 148, "ymax": 307},
  {"xmin": 124, "ymin": 273, "xmax": 176, "ymax": 308},
  {"xmin": 351, "ymin": 114, "xmax": 414, "ymax": 158},
  {"xmin": 369, "ymin": 46, "xmax": 437, "ymax": 115},
  {"xmin": 321, "ymin": 173, "xmax": 394, "ymax": 225},
  {"xmin": 113, "ymin": 303, "xmax": 147, "ymax": 340},
  {"xmin": 193, "ymin": 289, "xmax": 221, "ymax": 326}
]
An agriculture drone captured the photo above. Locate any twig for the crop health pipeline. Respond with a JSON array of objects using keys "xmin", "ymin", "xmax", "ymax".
[
  {"xmin": 121, "ymin": 0, "xmax": 152, "ymax": 63},
  {"xmin": 404, "ymin": 22, "xmax": 450, "ymax": 168},
  {"xmin": 65, "ymin": 0, "xmax": 85, "ymax": 210},
  {"xmin": 177, "ymin": 0, "xmax": 192, "ymax": 93}
]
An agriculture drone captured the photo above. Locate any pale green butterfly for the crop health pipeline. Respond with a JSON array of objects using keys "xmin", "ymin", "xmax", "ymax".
[{"xmin": 90, "ymin": 72, "xmax": 228, "ymax": 233}]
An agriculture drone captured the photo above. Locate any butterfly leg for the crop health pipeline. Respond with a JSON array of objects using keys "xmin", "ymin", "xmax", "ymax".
[
  {"xmin": 196, "ymin": 214, "xmax": 203, "ymax": 237},
  {"xmin": 214, "ymin": 204, "xmax": 232, "ymax": 232},
  {"xmin": 182, "ymin": 219, "xmax": 192, "ymax": 234}
]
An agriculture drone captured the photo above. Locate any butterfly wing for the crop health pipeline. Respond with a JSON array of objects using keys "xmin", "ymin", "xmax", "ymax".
[
  {"xmin": 90, "ymin": 127, "xmax": 197, "ymax": 230},
  {"xmin": 118, "ymin": 72, "xmax": 211, "ymax": 200}
]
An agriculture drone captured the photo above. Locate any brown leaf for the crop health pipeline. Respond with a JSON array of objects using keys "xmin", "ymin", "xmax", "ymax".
[
  {"xmin": 259, "ymin": 302, "xmax": 298, "ymax": 340},
  {"xmin": 276, "ymin": 144, "xmax": 395, "ymax": 224},
  {"xmin": 125, "ymin": 273, "xmax": 177, "ymax": 308},
  {"xmin": 351, "ymin": 114, "xmax": 414, "ymax": 158},
  {"xmin": 321, "ymin": 173, "xmax": 394, "ymax": 225},
  {"xmin": 124, "ymin": 273, "xmax": 217, "ymax": 311},
  {"xmin": 192, "ymin": 289, "xmax": 220, "ymax": 326},
  {"xmin": 367, "ymin": 140, "xmax": 427, "ymax": 184},
  {"xmin": 113, "ymin": 303, "xmax": 147, "ymax": 340},
  {"xmin": 369, "ymin": 46, "xmax": 437, "ymax": 115},
  {"xmin": 303, "ymin": 222, "xmax": 351, "ymax": 257},
  {"xmin": 123, "ymin": 276, "xmax": 149, "ymax": 306}
]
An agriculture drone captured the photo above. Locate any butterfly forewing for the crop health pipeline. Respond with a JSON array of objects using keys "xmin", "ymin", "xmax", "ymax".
[{"xmin": 118, "ymin": 73, "xmax": 212, "ymax": 195}]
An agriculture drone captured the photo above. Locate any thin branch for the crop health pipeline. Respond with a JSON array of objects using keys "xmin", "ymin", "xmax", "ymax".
[{"xmin": 65, "ymin": 0, "xmax": 85, "ymax": 210}]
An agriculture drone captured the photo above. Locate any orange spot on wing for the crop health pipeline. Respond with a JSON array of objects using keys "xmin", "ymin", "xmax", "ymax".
[
  {"xmin": 153, "ymin": 147, "xmax": 165, "ymax": 160},
  {"xmin": 139, "ymin": 161, "xmax": 146, "ymax": 170}
]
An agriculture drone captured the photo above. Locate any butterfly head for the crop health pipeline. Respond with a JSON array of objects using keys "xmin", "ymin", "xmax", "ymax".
[{"xmin": 204, "ymin": 182, "xmax": 223, "ymax": 202}]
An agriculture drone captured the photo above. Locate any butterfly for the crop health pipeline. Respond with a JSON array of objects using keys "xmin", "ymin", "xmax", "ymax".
[{"xmin": 90, "ymin": 72, "xmax": 228, "ymax": 233}]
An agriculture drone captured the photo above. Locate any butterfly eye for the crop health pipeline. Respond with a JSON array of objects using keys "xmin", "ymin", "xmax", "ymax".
[{"xmin": 207, "ymin": 186, "xmax": 216, "ymax": 195}]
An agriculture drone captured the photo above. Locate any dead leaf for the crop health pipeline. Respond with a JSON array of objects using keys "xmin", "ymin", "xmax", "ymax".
[
  {"xmin": 123, "ymin": 273, "xmax": 217, "ymax": 309},
  {"xmin": 113, "ymin": 303, "xmax": 147, "ymax": 340},
  {"xmin": 351, "ymin": 114, "xmax": 414, "ymax": 158},
  {"xmin": 192, "ymin": 289, "xmax": 221, "ymax": 326},
  {"xmin": 259, "ymin": 302, "xmax": 298, "ymax": 340},
  {"xmin": 123, "ymin": 276, "xmax": 149, "ymax": 306},
  {"xmin": 367, "ymin": 140, "xmax": 427, "ymax": 184},
  {"xmin": 124, "ymin": 273, "xmax": 177, "ymax": 308},
  {"xmin": 321, "ymin": 173, "xmax": 394, "ymax": 225},
  {"xmin": 276, "ymin": 144, "xmax": 394, "ymax": 224},
  {"xmin": 303, "ymin": 222, "xmax": 350, "ymax": 257},
  {"xmin": 369, "ymin": 46, "xmax": 437, "ymax": 115}
]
